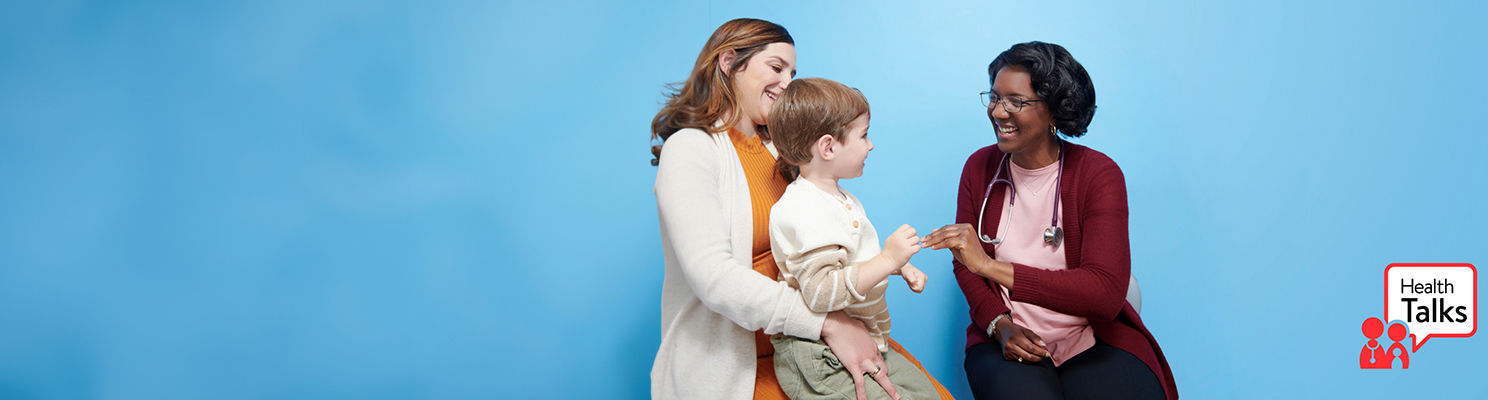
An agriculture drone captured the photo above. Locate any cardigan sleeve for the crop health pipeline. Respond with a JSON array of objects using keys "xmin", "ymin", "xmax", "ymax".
[
  {"xmin": 1008, "ymin": 153, "xmax": 1130, "ymax": 321},
  {"xmin": 952, "ymin": 148, "xmax": 1011, "ymax": 335},
  {"xmin": 654, "ymin": 130, "xmax": 826, "ymax": 340},
  {"xmin": 769, "ymin": 196, "xmax": 865, "ymax": 313}
]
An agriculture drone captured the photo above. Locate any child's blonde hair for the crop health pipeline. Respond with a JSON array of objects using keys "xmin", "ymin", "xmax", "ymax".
[{"xmin": 767, "ymin": 78, "xmax": 870, "ymax": 182}]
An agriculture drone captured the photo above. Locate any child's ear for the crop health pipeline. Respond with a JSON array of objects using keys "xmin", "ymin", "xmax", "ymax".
[
  {"xmin": 717, "ymin": 49, "xmax": 738, "ymax": 77},
  {"xmin": 815, "ymin": 134, "xmax": 836, "ymax": 161}
]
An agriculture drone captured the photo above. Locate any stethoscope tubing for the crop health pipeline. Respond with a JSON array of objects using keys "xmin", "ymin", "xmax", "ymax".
[{"xmin": 976, "ymin": 141, "xmax": 1064, "ymax": 245}]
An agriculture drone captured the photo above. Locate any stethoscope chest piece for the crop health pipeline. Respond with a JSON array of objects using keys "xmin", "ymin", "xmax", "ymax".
[{"xmin": 1043, "ymin": 226, "xmax": 1063, "ymax": 247}]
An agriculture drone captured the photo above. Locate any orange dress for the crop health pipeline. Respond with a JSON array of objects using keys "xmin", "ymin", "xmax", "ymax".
[{"xmin": 728, "ymin": 129, "xmax": 955, "ymax": 400}]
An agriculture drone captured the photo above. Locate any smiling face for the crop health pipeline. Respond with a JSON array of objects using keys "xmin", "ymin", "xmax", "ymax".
[
  {"xmin": 830, "ymin": 113, "xmax": 873, "ymax": 179},
  {"xmin": 730, "ymin": 42, "xmax": 796, "ymax": 129},
  {"xmin": 987, "ymin": 65, "xmax": 1055, "ymax": 157}
]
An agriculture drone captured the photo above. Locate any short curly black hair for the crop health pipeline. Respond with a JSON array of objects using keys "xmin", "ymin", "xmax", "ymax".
[{"xmin": 988, "ymin": 41, "xmax": 1096, "ymax": 137}]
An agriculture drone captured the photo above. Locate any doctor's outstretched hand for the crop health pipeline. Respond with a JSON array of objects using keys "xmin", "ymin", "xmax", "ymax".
[
  {"xmin": 922, "ymin": 223, "xmax": 1015, "ymax": 288},
  {"xmin": 922, "ymin": 223, "xmax": 990, "ymax": 266}
]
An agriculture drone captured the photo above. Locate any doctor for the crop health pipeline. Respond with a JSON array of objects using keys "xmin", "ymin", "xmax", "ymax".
[{"xmin": 921, "ymin": 41, "xmax": 1178, "ymax": 400}]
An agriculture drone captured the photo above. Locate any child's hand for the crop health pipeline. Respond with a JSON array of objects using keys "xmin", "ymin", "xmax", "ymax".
[
  {"xmin": 883, "ymin": 224, "xmax": 921, "ymax": 265},
  {"xmin": 900, "ymin": 263, "xmax": 926, "ymax": 293}
]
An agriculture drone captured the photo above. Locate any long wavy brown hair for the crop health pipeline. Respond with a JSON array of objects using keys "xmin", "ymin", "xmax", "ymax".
[{"xmin": 650, "ymin": 18, "xmax": 793, "ymax": 165}]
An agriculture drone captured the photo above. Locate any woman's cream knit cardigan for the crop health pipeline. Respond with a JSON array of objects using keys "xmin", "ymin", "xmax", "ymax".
[{"xmin": 651, "ymin": 128, "xmax": 826, "ymax": 399}]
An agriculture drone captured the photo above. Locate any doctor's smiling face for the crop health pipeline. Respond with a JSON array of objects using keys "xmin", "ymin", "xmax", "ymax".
[{"xmin": 987, "ymin": 65, "xmax": 1055, "ymax": 159}]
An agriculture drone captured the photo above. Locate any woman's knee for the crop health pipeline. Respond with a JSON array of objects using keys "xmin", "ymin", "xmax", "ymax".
[
  {"xmin": 1058, "ymin": 343, "xmax": 1164, "ymax": 400},
  {"xmin": 964, "ymin": 342, "xmax": 1062, "ymax": 400}
]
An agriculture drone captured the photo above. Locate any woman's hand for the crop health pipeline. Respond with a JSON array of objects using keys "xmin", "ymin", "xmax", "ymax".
[
  {"xmin": 899, "ymin": 263, "xmax": 926, "ymax": 293},
  {"xmin": 821, "ymin": 312, "xmax": 901, "ymax": 400},
  {"xmin": 921, "ymin": 223, "xmax": 993, "ymax": 274},
  {"xmin": 996, "ymin": 317, "xmax": 1050, "ymax": 364}
]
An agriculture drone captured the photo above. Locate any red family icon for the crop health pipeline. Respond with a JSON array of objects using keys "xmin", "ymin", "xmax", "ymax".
[{"xmin": 1360, "ymin": 317, "xmax": 1410, "ymax": 369}]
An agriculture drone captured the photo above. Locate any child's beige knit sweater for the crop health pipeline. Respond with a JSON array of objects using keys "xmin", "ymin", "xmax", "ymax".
[{"xmin": 770, "ymin": 179, "xmax": 892, "ymax": 352}]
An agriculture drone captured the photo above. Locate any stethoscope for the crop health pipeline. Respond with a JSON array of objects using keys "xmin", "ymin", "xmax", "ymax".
[{"xmin": 977, "ymin": 141, "xmax": 1064, "ymax": 247}]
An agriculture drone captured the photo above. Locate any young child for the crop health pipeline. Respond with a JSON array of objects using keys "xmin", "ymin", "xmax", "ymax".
[{"xmin": 766, "ymin": 78, "xmax": 937, "ymax": 399}]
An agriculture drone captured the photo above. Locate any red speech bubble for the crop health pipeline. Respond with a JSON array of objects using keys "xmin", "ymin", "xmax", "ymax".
[{"xmin": 1384, "ymin": 263, "xmax": 1477, "ymax": 352}]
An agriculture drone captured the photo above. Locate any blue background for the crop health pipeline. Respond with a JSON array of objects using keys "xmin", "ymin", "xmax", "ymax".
[{"xmin": 2, "ymin": 0, "xmax": 1485, "ymax": 398}]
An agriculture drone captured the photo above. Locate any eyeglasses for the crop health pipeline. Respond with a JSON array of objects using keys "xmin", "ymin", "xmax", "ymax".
[{"xmin": 980, "ymin": 91, "xmax": 1043, "ymax": 114}]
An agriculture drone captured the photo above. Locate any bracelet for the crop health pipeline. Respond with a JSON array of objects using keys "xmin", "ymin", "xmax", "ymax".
[{"xmin": 987, "ymin": 313, "xmax": 1010, "ymax": 338}]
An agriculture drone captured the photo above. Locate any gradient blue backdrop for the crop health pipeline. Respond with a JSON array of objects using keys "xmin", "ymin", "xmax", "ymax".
[{"xmin": 2, "ymin": 0, "xmax": 1485, "ymax": 398}]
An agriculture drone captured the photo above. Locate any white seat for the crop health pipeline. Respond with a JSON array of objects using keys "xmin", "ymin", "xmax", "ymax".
[{"xmin": 1126, "ymin": 274, "xmax": 1141, "ymax": 314}]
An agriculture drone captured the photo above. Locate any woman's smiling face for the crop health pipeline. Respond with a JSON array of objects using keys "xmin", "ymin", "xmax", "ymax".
[
  {"xmin": 731, "ymin": 42, "xmax": 796, "ymax": 129},
  {"xmin": 987, "ymin": 65, "xmax": 1054, "ymax": 156}
]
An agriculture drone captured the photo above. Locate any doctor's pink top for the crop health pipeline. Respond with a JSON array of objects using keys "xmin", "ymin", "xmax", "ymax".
[{"xmin": 953, "ymin": 142, "xmax": 1178, "ymax": 400}]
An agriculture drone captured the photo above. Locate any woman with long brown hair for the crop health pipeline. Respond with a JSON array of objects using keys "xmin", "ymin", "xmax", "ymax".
[{"xmin": 650, "ymin": 18, "xmax": 953, "ymax": 400}]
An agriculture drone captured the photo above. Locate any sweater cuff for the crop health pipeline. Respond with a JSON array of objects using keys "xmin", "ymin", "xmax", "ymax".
[
  {"xmin": 841, "ymin": 265, "xmax": 869, "ymax": 303},
  {"xmin": 972, "ymin": 291, "xmax": 1010, "ymax": 327},
  {"xmin": 1009, "ymin": 263, "xmax": 1043, "ymax": 303},
  {"xmin": 784, "ymin": 305, "xmax": 828, "ymax": 341}
]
